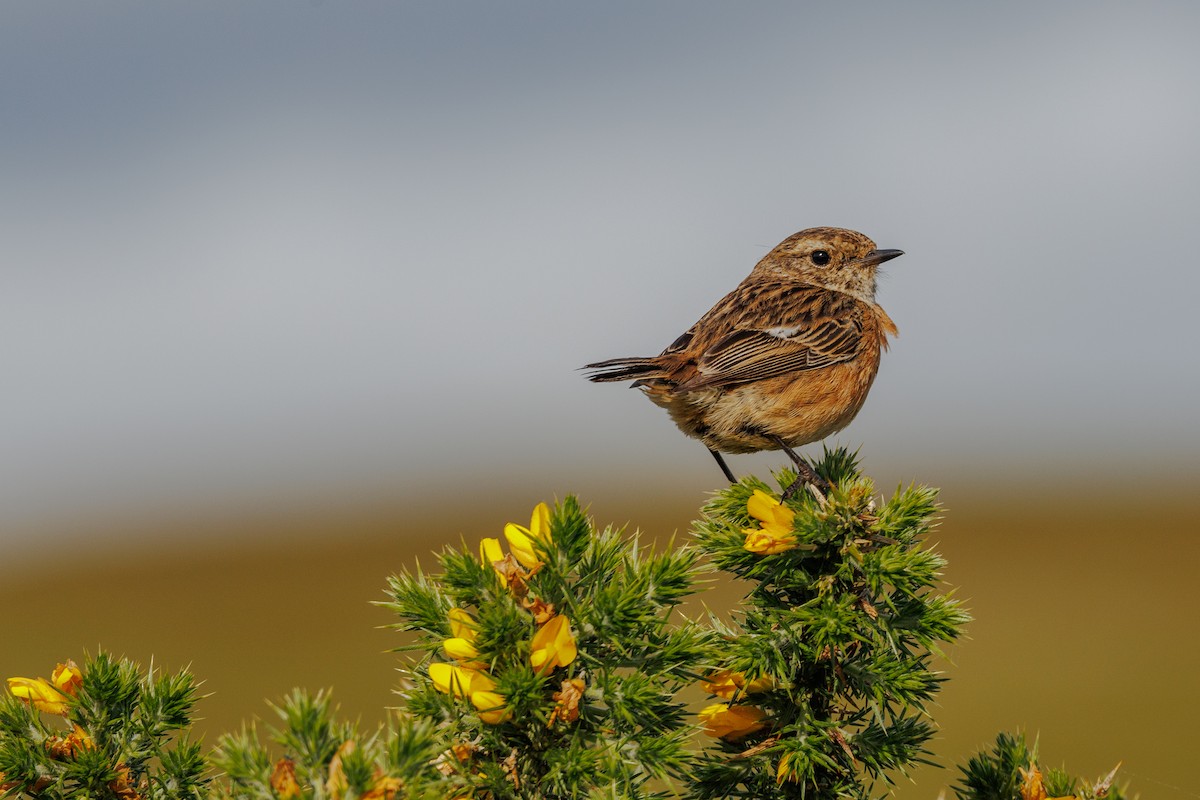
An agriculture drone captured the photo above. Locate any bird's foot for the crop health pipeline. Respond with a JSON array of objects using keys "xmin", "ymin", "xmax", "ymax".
[
  {"xmin": 780, "ymin": 461, "xmax": 830, "ymax": 501},
  {"xmin": 768, "ymin": 435, "xmax": 830, "ymax": 501}
]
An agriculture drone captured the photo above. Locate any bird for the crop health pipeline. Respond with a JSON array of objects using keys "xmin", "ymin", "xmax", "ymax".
[{"xmin": 583, "ymin": 226, "xmax": 902, "ymax": 495}]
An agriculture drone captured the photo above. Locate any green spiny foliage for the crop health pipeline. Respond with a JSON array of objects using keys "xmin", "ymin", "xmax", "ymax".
[
  {"xmin": 688, "ymin": 447, "xmax": 970, "ymax": 799},
  {"xmin": 211, "ymin": 689, "xmax": 448, "ymax": 799},
  {"xmin": 0, "ymin": 652, "xmax": 207, "ymax": 799},
  {"xmin": 0, "ymin": 455, "xmax": 1132, "ymax": 800},
  {"xmin": 382, "ymin": 496, "xmax": 717, "ymax": 799},
  {"xmin": 955, "ymin": 732, "xmax": 1125, "ymax": 800}
]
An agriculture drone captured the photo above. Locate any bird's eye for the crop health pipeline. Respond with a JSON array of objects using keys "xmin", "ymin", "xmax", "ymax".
[{"xmin": 810, "ymin": 250, "xmax": 831, "ymax": 266}]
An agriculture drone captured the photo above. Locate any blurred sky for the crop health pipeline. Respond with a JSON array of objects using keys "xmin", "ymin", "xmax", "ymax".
[{"xmin": 3, "ymin": 1, "xmax": 1199, "ymax": 543}]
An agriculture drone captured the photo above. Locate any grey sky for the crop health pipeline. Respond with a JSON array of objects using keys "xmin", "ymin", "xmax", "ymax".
[{"xmin": 3, "ymin": 2, "xmax": 1198, "ymax": 534}]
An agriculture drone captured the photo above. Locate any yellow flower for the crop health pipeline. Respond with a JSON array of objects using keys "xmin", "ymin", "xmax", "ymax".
[
  {"xmin": 429, "ymin": 663, "xmax": 510, "ymax": 725},
  {"xmin": 479, "ymin": 537, "xmax": 508, "ymax": 587},
  {"xmin": 503, "ymin": 502, "xmax": 552, "ymax": 569},
  {"xmin": 744, "ymin": 529, "xmax": 796, "ymax": 555},
  {"xmin": 530, "ymin": 614, "xmax": 577, "ymax": 674},
  {"xmin": 470, "ymin": 689, "xmax": 512, "ymax": 725},
  {"xmin": 430, "ymin": 663, "xmax": 483, "ymax": 698},
  {"xmin": 7, "ymin": 676, "xmax": 71, "ymax": 715},
  {"xmin": 481, "ymin": 506, "xmax": 552, "ymax": 594},
  {"xmin": 443, "ymin": 609, "xmax": 486, "ymax": 668},
  {"xmin": 699, "ymin": 703, "xmax": 768, "ymax": 740},
  {"xmin": 443, "ymin": 637, "xmax": 481, "ymax": 662},
  {"xmin": 743, "ymin": 674, "xmax": 775, "ymax": 694},
  {"xmin": 777, "ymin": 753, "xmax": 794, "ymax": 785},
  {"xmin": 448, "ymin": 608, "xmax": 476, "ymax": 640},
  {"xmin": 743, "ymin": 490, "xmax": 798, "ymax": 554},
  {"xmin": 700, "ymin": 670, "xmax": 775, "ymax": 699},
  {"xmin": 51, "ymin": 661, "xmax": 82, "ymax": 697},
  {"xmin": 747, "ymin": 489, "xmax": 793, "ymax": 526},
  {"xmin": 700, "ymin": 670, "xmax": 740, "ymax": 699}
]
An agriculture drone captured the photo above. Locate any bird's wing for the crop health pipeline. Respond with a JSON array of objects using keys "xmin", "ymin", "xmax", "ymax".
[{"xmin": 674, "ymin": 284, "xmax": 865, "ymax": 391}]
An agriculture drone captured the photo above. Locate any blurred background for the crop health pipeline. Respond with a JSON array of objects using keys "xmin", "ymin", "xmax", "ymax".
[{"xmin": 2, "ymin": 1, "xmax": 1197, "ymax": 796}]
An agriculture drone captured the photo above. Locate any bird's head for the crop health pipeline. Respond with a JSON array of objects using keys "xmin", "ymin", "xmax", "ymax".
[{"xmin": 753, "ymin": 226, "xmax": 903, "ymax": 302}]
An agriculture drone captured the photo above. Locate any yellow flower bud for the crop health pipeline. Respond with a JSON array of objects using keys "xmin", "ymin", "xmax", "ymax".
[
  {"xmin": 699, "ymin": 703, "xmax": 768, "ymax": 740},
  {"xmin": 479, "ymin": 538, "xmax": 508, "ymax": 587},
  {"xmin": 443, "ymin": 637, "xmax": 482, "ymax": 662},
  {"xmin": 50, "ymin": 661, "xmax": 82, "ymax": 697},
  {"xmin": 502, "ymin": 524, "xmax": 540, "ymax": 569},
  {"xmin": 470, "ymin": 690, "xmax": 512, "ymax": 725},
  {"xmin": 700, "ymin": 670, "xmax": 739, "ymax": 699},
  {"xmin": 700, "ymin": 669, "xmax": 773, "ymax": 699},
  {"xmin": 7, "ymin": 676, "xmax": 70, "ymax": 716},
  {"xmin": 777, "ymin": 753, "xmax": 794, "ymax": 785},
  {"xmin": 443, "ymin": 608, "xmax": 486, "ymax": 668},
  {"xmin": 742, "ymin": 674, "xmax": 776, "ymax": 694},
  {"xmin": 503, "ymin": 502, "xmax": 552, "ymax": 569},
  {"xmin": 528, "ymin": 502, "xmax": 551, "ymax": 538},
  {"xmin": 448, "ymin": 608, "xmax": 477, "ymax": 641},
  {"xmin": 530, "ymin": 614, "xmax": 577, "ymax": 674}
]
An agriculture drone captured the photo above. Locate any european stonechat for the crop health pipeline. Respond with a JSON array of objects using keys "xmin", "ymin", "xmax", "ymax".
[{"xmin": 584, "ymin": 226, "xmax": 902, "ymax": 492}]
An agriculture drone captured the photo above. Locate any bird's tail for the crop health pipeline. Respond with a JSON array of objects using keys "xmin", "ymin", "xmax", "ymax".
[{"xmin": 582, "ymin": 356, "xmax": 666, "ymax": 383}]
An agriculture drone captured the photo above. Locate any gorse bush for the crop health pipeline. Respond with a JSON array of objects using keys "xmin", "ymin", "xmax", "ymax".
[
  {"xmin": 211, "ymin": 690, "xmax": 446, "ymax": 800},
  {"xmin": 0, "ymin": 448, "xmax": 1125, "ymax": 799},
  {"xmin": 383, "ymin": 496, "xmax": 713, "ymax": 799},
  {"xmin": 0, "ymin": 654, "xmax": 207, "ymax": 799},
  {"xmin": 955, "ymin": 732, "xmax": 1125, "ymax": 800},
  {"xmin": 688, "ymin": 450, "xmax": 968, "ymax": 798}
]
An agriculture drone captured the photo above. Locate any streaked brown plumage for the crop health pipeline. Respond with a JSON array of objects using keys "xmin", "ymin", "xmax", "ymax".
[{"xmin": 584, "ymin": 226, "xmax": 902, "ymax": 487}]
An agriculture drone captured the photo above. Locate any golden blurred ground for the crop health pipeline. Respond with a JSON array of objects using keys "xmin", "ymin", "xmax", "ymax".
[{"xmin": 3, "ymin": 478, "xmax": 1196, "ymax": 798}]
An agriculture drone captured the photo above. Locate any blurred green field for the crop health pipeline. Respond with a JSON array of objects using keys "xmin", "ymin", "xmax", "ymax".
[{"xmin": 3, "ymin": 477, "xmax": 1196, "ymax": 798}]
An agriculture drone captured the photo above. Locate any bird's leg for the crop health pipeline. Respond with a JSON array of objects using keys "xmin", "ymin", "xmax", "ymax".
[
  {"xmin": 708, "ymin": 448, "xmax": 737, "ymax": 484},
  {"xmin": 769, "ymin": 435, "xmax": 829, "ymax": 500}
]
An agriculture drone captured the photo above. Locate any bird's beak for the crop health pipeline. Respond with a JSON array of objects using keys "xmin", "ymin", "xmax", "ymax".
[{"xmin": 863, "ymin": 248, "xmax": 904, "ymax": 267}]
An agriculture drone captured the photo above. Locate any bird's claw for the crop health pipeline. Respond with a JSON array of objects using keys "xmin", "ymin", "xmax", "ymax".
[{"xmin": 780, "ymin": 465, "xmax": 830, "ymax": 502}]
